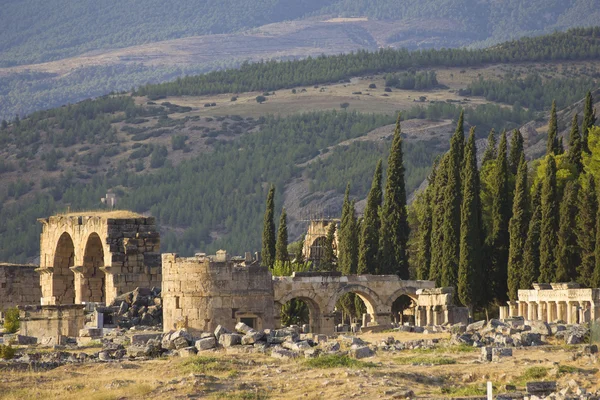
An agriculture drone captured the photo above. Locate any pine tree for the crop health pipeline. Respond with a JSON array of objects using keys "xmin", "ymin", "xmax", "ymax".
[
  {"xmin": 339, "ymin": 184, "xmax": 359, "ymax": 275},
  {"xmin": 539, "ymin": 156, "xmax": 559, "ymax": 283},
  {"xmin": 567, "ymin": 113, "xmax": 583, "ymax": 173},
  {"xmin": 507, "ymin": 155, "xmax": 529, "ymax": 301},
  {"xmin": 482, "ymin": 129, "xmax": 497, "ymax": 166},
  {"xmin": 275, "ymin": 208, "xmax": 289, "ymax": 263},
  {"xmin": 458, "ymin": 127, "xmax": 482, "ymax": 310},
  {"xmin": 261, "ymin": 185, "xmax": 276, "ymax": 269},
  {"xmin": 489, "ymin": 131, "xmax": 511, "ymax": 301},
  {"xmin": 416, "ymin": 161, "xmax": 437, "ymax": 280},
  {"xmin": 428, "ymin": 155, "xmax": 448, "ymax": 286},
  {"xmin": 441, "ymin": 112, "xmax": 464, "ymax": 292},
  {"xmin": 508, "ymin": 129, "xmax": 524, "ymax": 176},
  {"xmin": 582, "ymin": 91, "xmax": 596, "ymax": 153},
  {"xmin": 358, "ymin": 160, "xmax": 383, "ymax": 274},
  {"xmin": 555, "ymin": 181, "xmax": 580, "ymax": 282},
  {"xmin": 379, "ymin": 114, "xmax": 410, "ymax": 278},
  {"xmin": 321, "ymin": 222, "xmax": 337, "ymax": 272},
  {"xmin": 577, "ymin": 174, "xmax": 597, "ymax": 286},
  {"xmin": 521, "ymin": 183, "xmax": 542, "ymax": 290},
  {"xmin": 547, "ymin": 100, "xmax": 560, "ymax": 156}
]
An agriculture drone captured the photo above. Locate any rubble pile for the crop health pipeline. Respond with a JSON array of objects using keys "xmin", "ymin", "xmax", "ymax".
[{"xmin": 109, "ymin": 287, "xmax": 162, "ymax": 328}]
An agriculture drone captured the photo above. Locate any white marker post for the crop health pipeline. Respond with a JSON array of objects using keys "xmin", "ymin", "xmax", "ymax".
[{"xmin": 487, "ymin": 381, "xmax": 493, "ymax": 400}]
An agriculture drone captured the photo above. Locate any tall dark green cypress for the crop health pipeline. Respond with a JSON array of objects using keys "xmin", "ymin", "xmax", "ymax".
[
  {"xmin": 428, "ymin": 155, "xmax": 448, "ymax": 286},
  {"xmin": 577, "ymin": 174, "xmax": 597, "ymax": 286},
  {"xmin": 567, "ymin": 113, "xmax": 583, "ymax": 173},
  {"xmin": 489, "ymin": 131, "xmax": 511, "ymax": 301},
  {"xmin": 458, "ymin": 127, "xmax": 482, "ymax": 310},
  {"xmin": 539, "ymin": 155, "xmax": 559, "ymax": 283},
  {"xmin": 508, "ymin": 129, "xmax": 524, "ymax": 176},
  {"xmin": 339, "ymin": 184, "xmax": 359, "ymax": 275},
  {"xmin": 379, "ymin": 115, "xmax": 410, "ymax": 278},
  {"xmin": 416, "ymin": 161, "xmax": 438, "ymax": 280},
  {"xmin": 583, "ymin": 91, "xmax": 596, "ymax": 153},
  {"xmin": 275, "ymin": 208, "xmax": 289, "ymax": 263},
  {"xmin": 507, "ymin": 155, "xmax": 529, "ymax": 301},
  {"xmin": 441, "ymin": 111, "xmax": 464, "ymax": 292},
  {"xmin": 358, "ymin": 160, "xmax": 383, "ymax": 274},
  {"xmin": 321, "ymin": 222, "xmax": 337, "ymax": 272},
  {"xmin": 555, "ymin": 181, "xmax": 580, "ymax": 282},
  {"xmin": 547, "ymin": 100, "xmax": 560, "ymax": 156},
  {"xmin": 261, "ymin": 185, "xmax": 276, "ymax": 269},
  {"xmin": 593, "ymin": 185, "xmax": 600, "ymax": 287},
  {"xmin": 482, "ymin": 129, "xmax": 497, "ymax": 166},
  {"xmin": 521, "ymin": 183, "xmax": 542, "ymax": 290}
]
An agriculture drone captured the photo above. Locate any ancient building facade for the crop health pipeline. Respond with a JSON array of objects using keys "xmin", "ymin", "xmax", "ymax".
[
  {"xmin": 414, "ymin": 287, "xmax": 469, "ymax": 326},
  {"xmin": 302, "ymin": 219, "xmax": 338, "ymax": 266},
  {"xmin": 162, "ymin": 251, "xmax": 274, "ymax": 334},
  {"xmin": 0, "ymin": 263, "xmax": 42, "ymax": 313},
  {"xmin": 37, "ymin": 212, "xmax": 161, "ymax": 306},
  {"xmin": 501, "ymin": 283, "xmax": 600, "ymax": 324},
  {"xmin": 163, "ymin": 251, "xmax": 467, "ymax": 335}
]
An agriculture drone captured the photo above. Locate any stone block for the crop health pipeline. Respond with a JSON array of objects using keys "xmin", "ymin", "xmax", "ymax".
[
  {"xmin": 241, "ymin": 331, "xmax": 265, "ymax": 345},
  {"xmin": 492, "ymin": 347, "xmax": 513, "ymax": 362},
  {"xmin": 467, "ymin": 320, "xmax": 485, "ymax": 332},
  {"xmin": 131, "ymin": 333, "xmax": 161, "ymax": 346},
  {"xmin": 526, "ymin": 381, "xmax": 557, "ymax": 395},
  {"xmin": 271, "ymin": 347, "xmax": 299, "ymax": 360},
  {"xmin": 79, "ymin": 328, "xmax": 103, "ymax": 337},
  {"xmin": 526, "ymin": 321, "xmax": 551, "ymax": 336},
  {"xmin": 5, "ymin": 334, "xmax": 37, "ymax": 345},
  {"xmin": 235, "ymin": 322, "xmax": 254, "ymax": 334},
  {"xmin": 178, "ymin": 347, "xmax": 197, "ymax": 358},
  {"xmin": 480, "ymin": 346, "xmax": 493, "ymax": 362},
  {"xmin": 214, "ymin": 325, "xmax": 229, "ymax": 340},
  {"xmin": 314, "ymin": 334, "xmax": 328, "ymax": 343},
  {"xmin": 219, "ymin": 333, "xmax": 242, "ymax": 347},
  {"xmin": 195, "ymin": 337, "xmax": 217, "ymax": 351},
  {"xmin": 350, "ymin": 345, "xmax": 374, "ymax": 359}
]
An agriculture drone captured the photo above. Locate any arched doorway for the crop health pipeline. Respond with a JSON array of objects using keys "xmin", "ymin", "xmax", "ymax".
[
  {"xmin": 391, "ymin": 294, "xmax": 417, "ymax": 325},
  {"xmin": 52, "ymin": 232, "xmax": 75, "ymax": 304},
  {"xmin": 276, "ymin": 295, "xmax": 322, "ymax": 333},
  {"xmin": 81, "ymin": 233, "xmax": 106, "ymax": 303},
  {"xmin": 329, "ymin": 285, "xmax": 380, "ymax": 331},
  {"xmin": 309, "ymin": 236, "xmax": 327, "ymax": 264}
]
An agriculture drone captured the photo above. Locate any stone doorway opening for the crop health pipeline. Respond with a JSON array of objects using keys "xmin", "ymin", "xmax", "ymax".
[
  {"xmin": 391, "ymin": 294, "xmax": 417, "ymax": 325},
  {"xmin": 278, "ymin": 296, "xmax": 321, "ymax": 333},
  {"xmin": 79, "ymin": 233, "xmax": 106, "ymax": 303},
  {"xmin": 52, "ymin": 232, "xmax": 75, "ymax": 304}
]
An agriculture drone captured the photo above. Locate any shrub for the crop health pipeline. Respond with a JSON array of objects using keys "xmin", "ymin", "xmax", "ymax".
[
  {"xmin": 384, "ymin": 87, "xmax": 392, "ymax": 92},
  {"xmin": 256, "ymin": 96, "xmax": 267, "ymax": 104},
  {"xmin": 3, "ymin": 307, "xmax": 19, "ymax": 333},
  {"xmin": 230, "ymin": 96, "xmax": 238, "ymax": 102},
  {"xmin": 340, "ymin": 102, "xmax": 350, "ymax": 109},
  {"xmin": 369, "ymin": 83, "xmax": 376, "ymax": 89},
  {"xmin": 0, "ymin": 345, "xmax": 16, "ymax": 360}
]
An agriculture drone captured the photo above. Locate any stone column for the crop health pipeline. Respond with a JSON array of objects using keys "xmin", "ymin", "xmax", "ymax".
[
  {"xmin": 539, "ymin": 302, "xmax": 547, "ymax": 322},
  {"xmin": 528, "ymin": 302, "xmax": 536, "ymax": 320},
  {"xmin": 508, "ymin": 301, "xmax": 518, "ymax": 317},
  {"xmin": 70, "ymin": 266, "xmax": 83, "ymax": 304},
  {"xmin": 567, "ymin": 301, "xmax": 574, "ymax": 324},
  {"xmin": 519, "ymin": 301, "xmax": 528, "ymax": 319},
  {"xmin": 580, "ymin": 302, "xmax": 590, "ymax": 324}
]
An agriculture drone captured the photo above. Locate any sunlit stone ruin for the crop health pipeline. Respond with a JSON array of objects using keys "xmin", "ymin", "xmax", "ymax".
[{"xmin": 1, "ymin": 210, "xmax": 594, "ymax": 353}]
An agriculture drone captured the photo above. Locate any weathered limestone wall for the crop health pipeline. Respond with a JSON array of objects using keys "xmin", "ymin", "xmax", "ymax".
[
  {"xmin": 38, "ymin": 213, "xmax": 161, "ymax": 306},
  {"xmin": 302, "ymin": 219, "xmax": 338, "ymax": 266},
  {"xmin": 19, "ymin": 304, "xmax": 85, "ymax": 340},
  {"xmin": 162, "ymin": 252, "xmax": 275, "ymax": 335},
  {"xmin": 503, "ymin": 283, "xmax": 600, "ymax": 324},
  {"xmin": 0, "ymin": 263, "xmax": 41, "ymax": 312}
]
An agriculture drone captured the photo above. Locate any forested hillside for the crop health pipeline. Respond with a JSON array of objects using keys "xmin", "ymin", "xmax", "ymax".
[{"xmin": 2, "ymin": 0, "xmax": 598, "ymax": 67}]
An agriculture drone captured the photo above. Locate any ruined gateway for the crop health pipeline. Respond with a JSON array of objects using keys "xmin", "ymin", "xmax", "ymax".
[{"xmin": 8, "ymin": 212, "xmax": 468, "ymax": 337}]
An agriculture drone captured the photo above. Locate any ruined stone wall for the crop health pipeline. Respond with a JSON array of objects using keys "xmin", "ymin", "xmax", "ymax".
[
  {"xmin": 0, "ymin": 264, "xmax": 42, "ymax": 312},
  {"xmin": 38, "ymin": 213, "xmax": 161, "ymax": 306},
  {"xmin": 19, "ymin": 304, "xmax": 85, "ymax": 340},
  {"xmin": 162, "ymin": 253, "xmax": 275, "ymax": 335}
]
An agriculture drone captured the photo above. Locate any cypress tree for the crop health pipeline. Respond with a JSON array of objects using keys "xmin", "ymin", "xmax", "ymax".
[
  {"xmin": 339, "ymin": 185, "xmax": 359, "ymax": 275},
  {"xmin": 275, "ymin": 208, "xmax": 289, "ymax": 263},
  {"xmin": 558, "ymin": 137, "xmax": 565, "ymax": 155},
  {"xmin": 489, "ymin": 131, "xmax": 511, "ymax": 301},
  {"xmin": 583, "ymin": 91, "xmax": 596, "ymax": 153},
  {"xmin": 358, "ymin": 160, "xmax": 383, "ymax": 274},
  {"xmin": 482, "ymin": 129, "xmax": 497, "ymax": 166},
  {"xmin": 567, "ymin": 114, "xmax": 583, "ymax": 173},
  {"xmin": 593, "ymin": 186, "xmax": 600, "ymax": 287},
  {"xmin": 458, "ymin": 127, "xmax": 482, "ymax": 310},
  {"xmin": 508, "ymin": 129, "xmax": 524, "ymax": 176},
  {"xmin": 428, "ymin": 155, "xmax": 448, "ymax": 286},
  {"xmin": 547, "ymin": 100, "xmax": 559, "ymax": 156},
  {"xmin": 321, "ymin": 222, "xmax": 337, "ymax": 272},
  {"xmin": 440, "ymin": 112, "xmax": 464, "ymax": 292},
  {"xmin": 416, "ymin": 161, "xmax": 438, "ymax": 280},
  {"xmin": 379, "ymin": 115, "xmax": 410, "ymax": 278},
  {"xmin": 521, "ymin": 183, "xmax": 542, "ymax": 290},
  {"xmin": 507, "ymin": 155, "xmax": 529, "ymax": 301},
  {"xmin": 296, "ymin": 236, "xmax": 306, "ymax": 265},
  {"xmin": 577, "ymin": 174, "xmax": 597, "ymax": 286},
  {"xmin": 539, "ymin": 156, "xmax": 559, "ymax": 283},
  {"xmin": 555, "ymin": 182, "xmax": 580, "ymax": 282},
  {"xmin": 261, "ymin": 185, "xmax": 276, "ymax": 269}
]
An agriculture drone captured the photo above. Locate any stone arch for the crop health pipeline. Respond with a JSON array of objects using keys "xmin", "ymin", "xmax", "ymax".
[
  {"xmin": 79, "ymin": 232, "xmax": 106, "ymax": 303},
  {"xmin": 274, "ymin": 291, "xmax": 324, "ymax": 333},
  {"xmin": 308, "ymin": 236, "xmax": 327, "ymax": 261},
  {"xmin": 327, "ymin": 284, "xmax": 382, "ymax": 315},
  {"xmin": 52, "ymin": 232, "xmax": 75, "ymax": 304}
]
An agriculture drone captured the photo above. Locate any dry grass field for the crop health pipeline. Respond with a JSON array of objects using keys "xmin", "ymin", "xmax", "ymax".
[{"xmin": 1, "ymin": 331, "xmax": 598, "ymax": 400}]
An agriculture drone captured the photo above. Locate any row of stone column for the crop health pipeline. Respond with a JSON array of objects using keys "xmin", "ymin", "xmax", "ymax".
[
  {"xmin": 506, "ymin": 300, "xmax": 594, "ymax": 324},
  {"xmin": 415, "ymin": 305, "xmax": 450, "ymax": 326}
]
